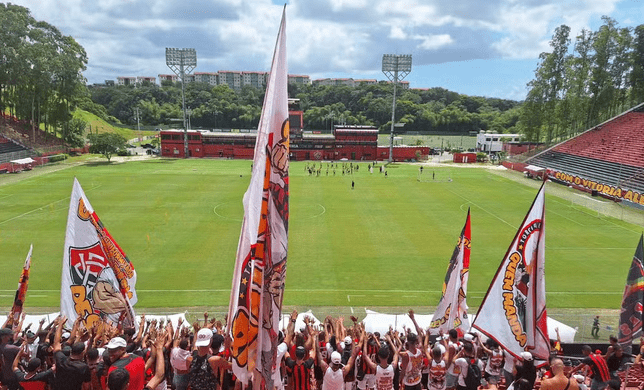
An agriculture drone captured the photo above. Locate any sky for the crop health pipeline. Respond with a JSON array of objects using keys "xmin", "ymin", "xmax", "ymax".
[{"xmin": 11, "ymin": 0, "xmax": 643, "ymax": 101}]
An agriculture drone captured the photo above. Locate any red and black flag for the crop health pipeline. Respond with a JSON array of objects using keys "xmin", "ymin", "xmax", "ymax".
[
  {"xmin": 11, "ymin": 244, "xmax": 33, "ymax": 321},
  {"xmin": 618, "ymin": 234, "xmax": 644, "ymax": 352}
]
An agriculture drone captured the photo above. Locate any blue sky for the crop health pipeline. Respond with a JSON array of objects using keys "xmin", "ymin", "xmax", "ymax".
[{"xmin": 12, "ymin": 0, "xmax": 642, "ymax": 101}]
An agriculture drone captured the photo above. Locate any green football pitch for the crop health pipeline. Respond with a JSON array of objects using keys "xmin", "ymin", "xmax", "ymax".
[{"xmin": 0, "ymin": 158, "xmax": 642, "ymax": 310}]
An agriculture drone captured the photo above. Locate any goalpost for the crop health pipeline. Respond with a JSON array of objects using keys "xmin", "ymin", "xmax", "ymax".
[{"xmin": 417, "ymin": 167, "xmax": 452, "ymax": 182}]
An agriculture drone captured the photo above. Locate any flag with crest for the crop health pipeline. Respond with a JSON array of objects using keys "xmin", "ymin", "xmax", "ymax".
[
  {"xmin": 61, "ymin": 178, "xmax": 138, "ymax": 329},
  {"xmin": 11, "ymin": 244, "xmax": 33, "ymax": 321},
  {"xmin": 227, "ymin": 6, "xmax": 290, "ymax": 389},
  {"xmin": 429, "ymin": 209, "xmax": 471, "ymax": 335},
  {"xmin": 618, "ymin": 234, "xmax": 644, "ymax": 352},
  {"xmin": 472, "ymin": 183, "xmax": 548, "ymax": 362}
]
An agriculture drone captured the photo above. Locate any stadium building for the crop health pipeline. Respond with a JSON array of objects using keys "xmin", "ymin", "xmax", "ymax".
[
  {"xmin": 160, "ymin": 108, "xmax": 429, "ymax": 161},
  {"xmin": 160, "ymin": 126, "xmax": 427, "ymax": 161}
]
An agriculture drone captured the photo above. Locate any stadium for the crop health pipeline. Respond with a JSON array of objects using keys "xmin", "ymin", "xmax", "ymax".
[
  {"xmin": 2, "ymin": 102, "xmax": 644, "ymax": 338},
  {"xmin": 3, "ymin": 73, "xmax": 644, "ymax": 390}
]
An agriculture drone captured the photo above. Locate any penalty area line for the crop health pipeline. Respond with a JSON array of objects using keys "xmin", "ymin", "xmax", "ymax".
[{"xmin": 0, "ymin": 185, "xmax": 101, "ymax": 226}]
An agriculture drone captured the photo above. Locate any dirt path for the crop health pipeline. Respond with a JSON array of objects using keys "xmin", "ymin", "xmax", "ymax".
[{"xmin": 0, "ymin": 154, "xmax": 154, "ymax": 187}]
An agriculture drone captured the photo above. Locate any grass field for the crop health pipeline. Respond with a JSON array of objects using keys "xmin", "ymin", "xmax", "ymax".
[
  {"xmin": 0, "ymin": 158, "xmax": 642, "ymax": 311},
  {"xmin": 378, "ymin": 134, "xmax": 477, "ymax": 149}
]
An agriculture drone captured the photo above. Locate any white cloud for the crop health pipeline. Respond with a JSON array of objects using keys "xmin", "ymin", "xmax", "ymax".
[
  {"xmin": 390, "ymin": 26, "xmax": 408, "ymax": 40},
  {"xmin": 491, "ymin": 0, "xmax": 621, "ymax": 59},
  {"xmin": 415, "ymin": 34, "xmax": 454, "ymax": 51},
  {"xmin": 8, "ymin": 0, "xmax": 634, "ymax": 99},
  {"xmin": 328, "ymin": 0, "xmax": 369, "ymax": 11}
]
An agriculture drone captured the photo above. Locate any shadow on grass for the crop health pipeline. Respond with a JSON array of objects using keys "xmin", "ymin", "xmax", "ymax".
[
  {"xmin": 83, "ymin": 161, "xmax": 115, "ymax": 167},
  {"xmin": 139, "ymin": 159, "xmax": 178, "ymax": 164}
]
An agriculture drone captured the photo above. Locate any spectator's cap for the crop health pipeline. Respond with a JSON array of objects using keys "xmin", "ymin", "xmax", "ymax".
[
  {"xmin": 438, "ymin": 344, "xmax": 446, "ymax": 355},
  {"xmin": 62, "ymin": 332, "xmax": 71, "ymax": 340},
  {"xmin": 520, "ymin": 351, "xmax": 533, "ymax": 361},
  {"xmin": 106, "ymin": 337, "xmax": 127, "ymax": 350},
  {"xmin": 464, "ymin": 333, "xmax": 474, "ymax": 342},
  {"xmin": 195, "ymin": 328, "xmax": 213, "ymax": 347},
  {"xmin": 574, "ymin": 375, "xmax": 585, "ymax": 383},
  {"xmin": 331, "ymin": 351, "xmax": 342, "ymax": 365},
  {"xmin": 26, "ymin": 331, "xmax": 36, "ymax": 339},
  {"xmin": 344, "ymin": 336, "xmax": 352, "ymax": 345},
  {"xmin": 0, "ymin": 328, "xmax": 13, "ymax": 337}
]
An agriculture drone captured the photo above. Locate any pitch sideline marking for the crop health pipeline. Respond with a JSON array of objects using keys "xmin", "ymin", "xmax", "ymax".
[
  {"xmin": 548, "ymin": 209, "xmax": 584, "ymax": 226},
  {"xmin": 446, "ymin": 188, "xmax": 516, "ymax": 230},
  {"xmin": 0, "ymin": 185, "xmax": 102, "ymax": 226},
  {"xmin": 0, "ymin": 196, "xmax": 69, "ymax": 226}
]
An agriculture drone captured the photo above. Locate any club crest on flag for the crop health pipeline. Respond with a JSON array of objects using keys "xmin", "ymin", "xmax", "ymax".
[
  {"xmin": 61, "ymin": 178, "xmax": 138, "ymax": 329},
  {"xmin": 501, "ymin": 219, "xmax": 543, "ymax": 346},
  {"xmin": 473, "ymin": 183, "xmax": 548, "ymax": 362}
]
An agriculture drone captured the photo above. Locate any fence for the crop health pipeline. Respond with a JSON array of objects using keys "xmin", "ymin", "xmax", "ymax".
[{"xmin": 2, "ymin": 305, "xmax": 620, "ymax": 345}]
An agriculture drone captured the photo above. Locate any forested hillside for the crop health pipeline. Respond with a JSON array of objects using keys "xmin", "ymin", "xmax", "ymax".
[{"xmin": 90, "ymin": 81, "xmax": 522, "ymax": 135}]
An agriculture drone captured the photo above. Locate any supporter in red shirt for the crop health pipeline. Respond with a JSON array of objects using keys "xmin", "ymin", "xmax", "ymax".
[{"xmin": 104, "ymin": 336, "xmax": 146, "ymax": 390}]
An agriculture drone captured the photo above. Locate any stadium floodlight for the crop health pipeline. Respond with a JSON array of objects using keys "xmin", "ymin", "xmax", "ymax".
[
  {"xmin": 382, "ymin": 54, "xmax": 412, "ymax": 163},
  {"xmin": 165, "ymin": 48, "xmax": 197, "ymax": 158}
]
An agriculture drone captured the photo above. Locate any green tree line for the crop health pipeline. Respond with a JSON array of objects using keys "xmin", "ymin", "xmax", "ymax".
[
  {"xmin": 91, "ymin": 80, "xmax": 522, "ymax": 135},
  {"xmin": 519, "ymin": 17, "xmax": 644, "ymax": 142},
  {"xmin": 0, "ymin": 3, "xmax": 89, "ymax": 146}
]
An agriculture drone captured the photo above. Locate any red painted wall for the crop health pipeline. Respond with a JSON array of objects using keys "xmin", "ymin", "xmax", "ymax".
[
  {"xmin": 452, "ymin": 152, "xmax": 477, "ymax": 163},
  {"xmin": 377, "ymin": 146, "xmax": 430, "ymax": 162}
]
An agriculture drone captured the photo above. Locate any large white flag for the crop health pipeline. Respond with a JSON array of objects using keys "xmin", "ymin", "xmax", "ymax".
[
  {"xmin": 472, "ymin": 183, "xmax": 548, "ymax": 361},
  {"xmin": 429, "ymin": 209, "xmax": 471, "ymax": 335},
  {"xmin": 61, "ymin": 178, "xmax": 137, "ymax": 329},
  {"xmin": 227, "ymin": 6, "xmax": 289, "ymax": 389}
]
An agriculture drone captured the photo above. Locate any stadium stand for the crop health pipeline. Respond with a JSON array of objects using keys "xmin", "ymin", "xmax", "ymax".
[
  {"xmin": 0, "ymin": 134, "xmax": 31, "ymax": 164},
  {"xmin": 527, "ymin": 103, "xmax": 644, "ymax": 194}
]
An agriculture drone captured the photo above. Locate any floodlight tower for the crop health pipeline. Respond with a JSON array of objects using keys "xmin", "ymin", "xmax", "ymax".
[
  {"xmin": 165, "ymin": 48, "xmax": 197, "ymax": 158},
  {"xmin": 382, "ymin": 54, "xmax": 412, "ymax": 163}
]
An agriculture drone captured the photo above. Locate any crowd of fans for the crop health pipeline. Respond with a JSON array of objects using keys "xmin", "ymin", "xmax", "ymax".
[{"xmin": 0, "ymin": 309, "xmax": 636, "ymax": 390}]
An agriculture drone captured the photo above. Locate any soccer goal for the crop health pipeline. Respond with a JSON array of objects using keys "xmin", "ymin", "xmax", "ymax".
[{"xmin": 417, "ymin": 167, "xmax": 452, "ymax": 183}]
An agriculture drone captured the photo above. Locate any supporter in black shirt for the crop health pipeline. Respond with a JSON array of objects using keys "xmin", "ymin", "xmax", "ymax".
[{"xmin": 51, "ymin": 316, "xmax": 91, "ymax": 390}]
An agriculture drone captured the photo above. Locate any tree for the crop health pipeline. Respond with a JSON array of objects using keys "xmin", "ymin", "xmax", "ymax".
[
  {"xmin": 630, "ymin": 25, "xmax": 644, "ymax": 106},
  {"xmin": 88, "ymin": 133, "xmax": 126, "ymax": 162},
  {"xmin": 0, "ymin": 3, "xmax": 87, "ymax": 139},
  {"xmin": 61, "ymin": 117, "xmax": 87, "ymax": 148}
]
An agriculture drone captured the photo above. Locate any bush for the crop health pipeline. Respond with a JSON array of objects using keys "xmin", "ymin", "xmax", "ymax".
[
  {"xmin": 48, "ymin": 154, "xmax": 68, "ymax": 163},
  {"xmin": 476, "ymin": 152, "xmax": 488, "ymax": 162},
  {"xmin": 116, "ymin": 149, "xmax": 130, "ymax": 156}
]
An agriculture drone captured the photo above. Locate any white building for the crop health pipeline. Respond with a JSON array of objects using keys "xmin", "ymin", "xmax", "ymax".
[{"xmin": 476, "ymin": 131, "xmax": 522, "ymax": 153}]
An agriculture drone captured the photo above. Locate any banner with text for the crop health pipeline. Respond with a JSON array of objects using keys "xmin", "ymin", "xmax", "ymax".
[{"xmin": 548, "ymin": 169, "xmax": 644, "ymax": 205}]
